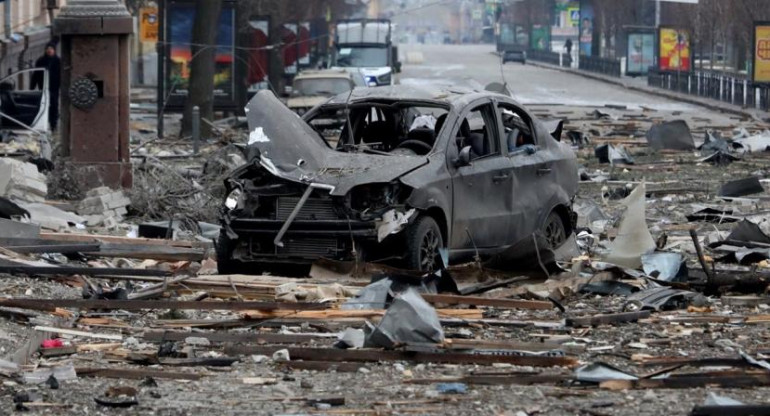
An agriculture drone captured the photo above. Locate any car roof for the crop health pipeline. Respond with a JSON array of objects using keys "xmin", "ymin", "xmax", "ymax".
[
  {"xmin": 295, "ymin": 69, "xmax": 354, "ymax": 80},
  {"xmin": 324, "ymin": 84, "xmax": 518, "ymax": 108}
]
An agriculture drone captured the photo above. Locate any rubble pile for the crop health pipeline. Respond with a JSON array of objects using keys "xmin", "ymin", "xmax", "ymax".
[
  {"xmin": 0, "ymin": 158, "xmax": 48, "ymax": 203},
  {"xmin": 77, "ymin": 186, "xmax": 131, "ymax": 227},
  {"xmin": 3, "ymin": 100, "xmax": 770, "ymax": 413}
]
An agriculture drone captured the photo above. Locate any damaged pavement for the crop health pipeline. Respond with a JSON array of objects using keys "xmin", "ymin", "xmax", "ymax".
[{"xmin": 4, "ymin": 50, "xmax": 770, "ymax": 416}]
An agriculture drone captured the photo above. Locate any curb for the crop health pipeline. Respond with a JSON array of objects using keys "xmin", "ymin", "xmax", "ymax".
[{"xmin": 527, "ymin": 61, "xmax": 760, "ymax": 121}]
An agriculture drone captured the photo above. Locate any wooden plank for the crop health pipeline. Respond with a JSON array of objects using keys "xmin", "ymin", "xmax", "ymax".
[
  {"xmin": 90, "ymin": 243, "xmax": 205, "ymax": 262},
  {"xmin": 0, "ymin": 265, "xmax": 170, "ymax": 277},
  {"xmin": 0, "ymin": 298, "xmax": 325, "ymax": 312},
  {"xmin": 422, "ymin": 294, "xmax": 553, "ymax": 310},
  {"xmin": 39, "ymin": 232, "xmax": 210, "ymax": 249},
  {"xmin": 224, "ymin": 346, "xmax": 579, "ymax": 367},
  {"xmin": 280, "ymin": 361, "xmax": 364, "ymax": 373},
  {"xmin": 241, "ymin": 309, "xmax": 483, "ymax": 320},
  {"xmin": 35, "ymin": 326, "xmax": 123, "ymax": 341},
  {"xmin": 601, "ymin": 374, "xmax": 770, "ymax": 390},
  {"xmin": 566, "ymin": 311, "xmax": 651, "ymax": 327},
  {"xmin": 75, "ymin": 367, "xmax": 203, "ymax": 380},
  {"xmin": 142, "ymin": 330, "xmax": 328, "ymax": 345}
]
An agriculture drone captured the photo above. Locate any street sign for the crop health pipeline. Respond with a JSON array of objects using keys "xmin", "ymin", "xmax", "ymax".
[
  {"xmin": 139, "ymin": 8, "xmax": 158, "ymax": 43},
  {"xmin": 753, "ymin": 22, "xmax": 770, "ymax": 84}
]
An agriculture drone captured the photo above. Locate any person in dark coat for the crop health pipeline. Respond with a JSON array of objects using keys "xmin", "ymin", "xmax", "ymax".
[{"xmin": 31, "ymin": 42, "xmax": 61, "ymax": 131}]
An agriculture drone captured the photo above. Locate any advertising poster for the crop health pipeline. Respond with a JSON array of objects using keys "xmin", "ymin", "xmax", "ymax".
[
  {"xmin": 753, "ymin": 23, "xmax": 770, "ymax": 83},
  {"xmin": 282, "ymin": 23, "xmax": 298, "ymax": 75},
  {"xmin": 579, "ymin": 4, "xmax": 593, "ymax": 56},
  {"xmin": 167, "ymin": 1, "xmax": 235, "ymax": 101},
  {"xmin": 248, "ymin": 18, "xmax": 270, "ymax": 92},
  {"xmin": 530, "ymin": 25, "xmax": 550, "ymax": 51},
  {"xmin": 627, "ymin": 32, "xmax": 655, "ymax": 75},
  {"xmin": 298, "ymin": 22, "xmax": 311, "ymax": 66},
  {"xmin": 139, "ymin": 8, "xmax": 159, "ymax": 43},
  {"xmin": 659, "ymin": 27, "xmax": 691, "ymax": 71}
]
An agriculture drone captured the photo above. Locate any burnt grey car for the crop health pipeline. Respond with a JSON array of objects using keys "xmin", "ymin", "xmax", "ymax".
[{"xmin": 217, "ymin": 86, "xmax": 578, "ymax": 274}]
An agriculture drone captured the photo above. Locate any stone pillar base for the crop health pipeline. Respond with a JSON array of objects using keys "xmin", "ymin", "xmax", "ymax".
[{"xmin": 66, "ymin": 161, "xmax": 133, "ymax": 190}]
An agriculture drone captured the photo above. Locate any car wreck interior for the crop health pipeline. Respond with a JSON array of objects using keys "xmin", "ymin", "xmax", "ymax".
[{"xmin": 308, "ymin": 102, "xmax": 449, "ymax": 155}]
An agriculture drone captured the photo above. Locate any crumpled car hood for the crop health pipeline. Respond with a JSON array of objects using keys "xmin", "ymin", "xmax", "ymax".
[{"xmin": 245, "ymin": 90, "xmax": 427, "ymax": 196}]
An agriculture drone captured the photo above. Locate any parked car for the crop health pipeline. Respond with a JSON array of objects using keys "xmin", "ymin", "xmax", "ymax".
[
  {"xmin": 286, "ymin": 69, "xmax": 358, "ymax": 116},
  {"xmin": 218, "ymin": 85, "xmax": 578, "ymax": 274},
  {"xmin": 502, "ymin": 46, "xmax": 527, "ymax": 65},
  {"xmin": 0, "ymin": 68, "xmax": 49, "ymax": 133}
]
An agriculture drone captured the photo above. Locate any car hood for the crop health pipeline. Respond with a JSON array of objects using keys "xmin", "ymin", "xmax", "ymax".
[
  {"xmin": 286, "ymin": 96, "xmax": 328, "ymax": 109},
  {"xmin": 245, "ymin": 90, "xmax": 428, "ymax": 196}
]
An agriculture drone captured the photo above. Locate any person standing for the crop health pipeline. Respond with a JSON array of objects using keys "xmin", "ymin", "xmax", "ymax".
[
  {"xmin": 564, "ymin": 38, "xmax": 574, "ymax": 66},
  {"xmin": 31, "ymin": 42, "xmax": 61, "ymax": 131}
]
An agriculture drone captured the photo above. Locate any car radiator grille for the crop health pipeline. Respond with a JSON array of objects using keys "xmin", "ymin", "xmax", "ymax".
[
  {"xmin": 277, "ymin": 237, "xmax": 339, "ymax": 258},
  {"xmin": 276, "ymin": 197, "xmax": 339, "ymax": 221}
]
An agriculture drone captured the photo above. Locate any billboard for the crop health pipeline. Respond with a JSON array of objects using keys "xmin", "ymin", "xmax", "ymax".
[
  {"xmin": 579, "ymin": 4, "xmax": 593, "ymax": 56},
  {"xmin": 166, "ymin": 0, "xmax": 236, "ymax": 108},
  {"xmin": 139, "ymin": 8, "xmax": 159, "ymax": 42},
  {"xmin": 248, "ymin": 18, "xmax": 270, "ymax": 92},
  {"xmin": 282, "ymin": 23, "xmax": 298, "ymax": 75},
  {"xmin": 627, "ymin": 32, "xmax": 655, "ymax": 75},
  {"xmin": 531, "ymin": 25, "xmax": 550, "ymax": 51},
  {"xmin": 659, "ymin": 27, "xmax": 691, "ymax": 71},
  {"xmin": 753, "ymin": 22, "xmax": 770, "ymax": 84},
  {"xmin": 298, "ymin": 22, "xmax": 311, "ymax": 66}
]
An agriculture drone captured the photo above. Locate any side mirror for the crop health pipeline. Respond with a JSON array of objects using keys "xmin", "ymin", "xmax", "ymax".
[{"xmin": 455, "ymin": 146, "xmax": 472, "ymax": 167}]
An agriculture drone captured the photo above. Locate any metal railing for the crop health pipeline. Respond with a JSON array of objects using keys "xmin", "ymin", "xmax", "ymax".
[
  {"xmin": 527, "ymin": 50, "xmax": 569, "ymax": 67},
  {"xmin": 648, "ymin": 69, "xmax": 770, "ymax": 111},
  {"xmin": 578, "ymin": 55, "xmax": 622, "ymax": 78}
]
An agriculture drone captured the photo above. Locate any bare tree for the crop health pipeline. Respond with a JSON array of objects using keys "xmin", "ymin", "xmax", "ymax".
[{"xmin": 180, "ymin": 0, "xmax": 223, "ymax": 138}]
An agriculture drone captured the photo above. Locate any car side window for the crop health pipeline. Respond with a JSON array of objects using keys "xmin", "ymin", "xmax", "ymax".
[
  {"xmin": 498, "ymin": 104, "xmax": 536, "ymax": 154},
  {"xmin": 457, "ymin": 104, "xmax": 500, "ymax": 161}
]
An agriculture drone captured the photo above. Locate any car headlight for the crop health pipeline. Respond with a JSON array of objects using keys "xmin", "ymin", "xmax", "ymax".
[
  {"xmin": 378, "ymin": 72, "xmax": 392, "ymax": 85},
  {"xmin": 225, "ymin": 188, "xmax": 242, "ymax": 210}
]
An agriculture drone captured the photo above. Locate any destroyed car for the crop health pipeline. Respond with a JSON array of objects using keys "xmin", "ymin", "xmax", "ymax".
[
  {"xmin": 286, "ymin": 69, "xmax": 358, "ymax": 116},
  {"xmin": 217, "ymin": 86, "xmax": 578, "ymax": 273}
]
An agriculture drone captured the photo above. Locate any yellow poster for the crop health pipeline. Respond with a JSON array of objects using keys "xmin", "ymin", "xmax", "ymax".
[
  {"xmin": 754, "ymin": 25, "xmax": 770, "ymax": 83},
  {"xmin": 659, "ymin": 28, "xmax": 690, "ymax": 71},
  {"xmin": 140, "ymin": 8, "xmax": 159, "ymax": 43}
]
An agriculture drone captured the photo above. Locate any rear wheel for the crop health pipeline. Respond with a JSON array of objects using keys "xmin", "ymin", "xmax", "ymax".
[
  {"xmin": 404, "ymin": 216, "xmax": 443, "ymax": 272},
  {"xmin": 543, "ymin": 211, "xmax": 567, "ymax": 249}
]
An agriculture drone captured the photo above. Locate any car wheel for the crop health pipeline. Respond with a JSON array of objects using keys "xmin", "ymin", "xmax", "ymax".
[
  {"xmin": 543, "ymin": 211, "xmax": 567, "ymax": 249},
  {"xmin": 404, "ymin": 216, "xmax": 443, "ymax": 272}
]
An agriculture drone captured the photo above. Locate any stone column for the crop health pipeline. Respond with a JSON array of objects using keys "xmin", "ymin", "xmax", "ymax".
[{"xmin": 54, "ymin": 0, "xmax": 134, "ymax": 189}]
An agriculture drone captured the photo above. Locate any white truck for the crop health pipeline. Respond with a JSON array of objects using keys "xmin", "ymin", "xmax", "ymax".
[{"xmin": 332, "ymin": 19, "xmax": 401, "ymax": 87}]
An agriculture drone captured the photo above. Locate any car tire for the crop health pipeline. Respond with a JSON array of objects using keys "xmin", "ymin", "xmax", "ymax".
[
  {"xmin": 404, "ymin": 216, "xmax": 444, "ymax": 272},
  {"xmin": 543, "ymin": 211, "xmax": 567, "ymax": 249}
]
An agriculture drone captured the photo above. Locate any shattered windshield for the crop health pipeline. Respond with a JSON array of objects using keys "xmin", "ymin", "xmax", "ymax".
[
  {"xmin": 293, "ymin": 78, "xmax": 353, "ymax": 97},
  {"xmin": 307, "ymin": 103, "xmax": 448, "ymax": 156},
  {"xmin": 335, "ymin": 47, "xmax": 389, "ymax": 68}
]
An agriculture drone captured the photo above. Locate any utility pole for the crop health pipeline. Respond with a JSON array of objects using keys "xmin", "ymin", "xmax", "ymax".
[
  {"xmin": 655, "ymin": 0, "xmax": 661, "ymax": 27},
  {"xmin": 4, "ymin": 0, "xmax": 11, "ymax": 40}
]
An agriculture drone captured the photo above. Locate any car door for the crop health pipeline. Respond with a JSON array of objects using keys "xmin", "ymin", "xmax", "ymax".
[
  {"xmin": 449, "ymin": 99, "xmax": 514, "ymax": 250},
  {"xmin": 497, "ymin": 102, "xmax": 554, "ymax": 243}
]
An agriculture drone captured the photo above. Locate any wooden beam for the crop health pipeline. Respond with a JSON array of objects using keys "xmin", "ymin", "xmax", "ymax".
[
  {"xmin": 224, "ymin": 346, "xmax": 579, "ymax": 367},
  {"xmin": 0, "ymin": 298, "xmax": 326, "ymax": 312},
  {"xmin": 422, "ymin": 294, "xmax": 553, "ymax": 310},
  {"xmin": 75, "ymin": 367, "xmax": 203, "ymax": 380}
]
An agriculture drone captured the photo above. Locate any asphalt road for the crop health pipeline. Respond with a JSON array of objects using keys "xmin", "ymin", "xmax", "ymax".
[{"xmin": 398, "ymin": 43, "xmax": 698, "ymax": 111}]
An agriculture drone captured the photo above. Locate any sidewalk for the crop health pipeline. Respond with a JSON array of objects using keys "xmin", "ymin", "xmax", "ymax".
[{"xmin": 528, "ymin": 60, "xmax": 769, "ymax": 122}]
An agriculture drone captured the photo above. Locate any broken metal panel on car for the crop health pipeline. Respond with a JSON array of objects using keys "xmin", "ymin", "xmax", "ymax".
[{"xmin": 219, "ymin": 86, "xmax": 578, "ymax": 272}]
